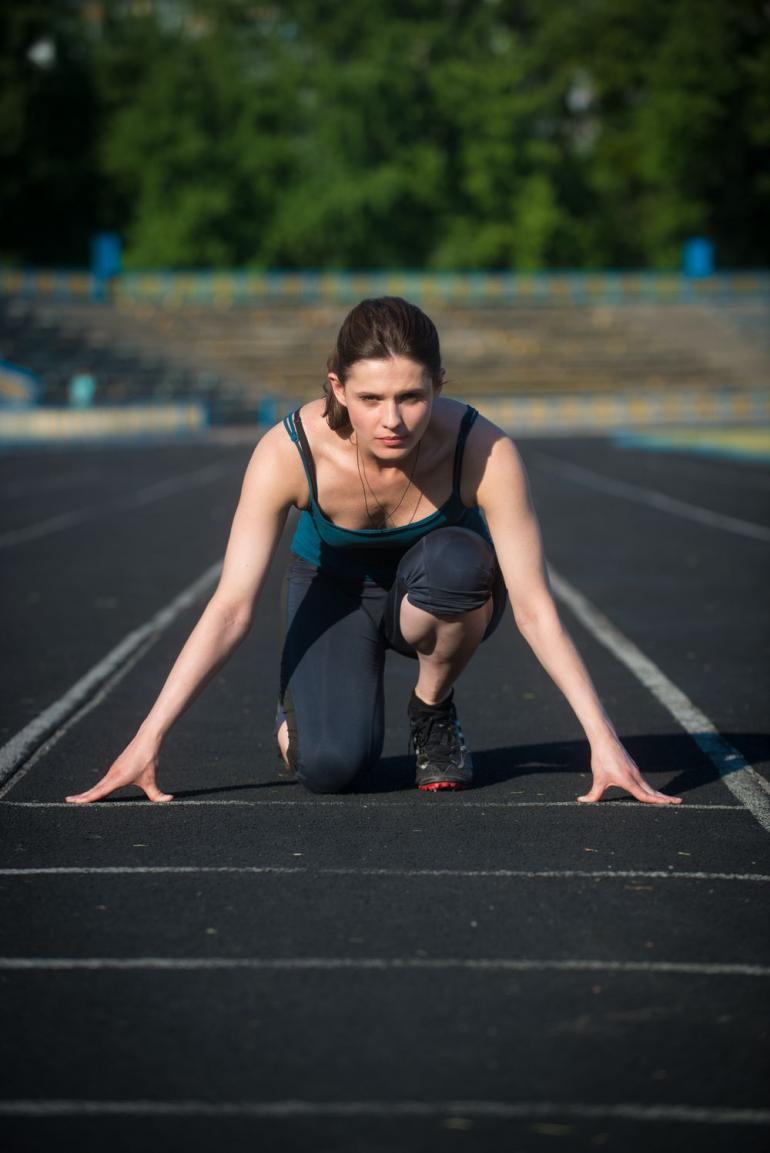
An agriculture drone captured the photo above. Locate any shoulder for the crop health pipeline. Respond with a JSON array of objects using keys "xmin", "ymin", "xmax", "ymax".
[
  {"xmin": 456, "ymin": 408, "xmax": 530, "ymax": 511},
  {"xmin": 430, "ymin": 397, "xmax": 514, "ymax": 458},
  {"xmin": 430, "ymin": 395, "xmax": 468, "ymax": 433},
  {"xmin": 293, "ymin": 398, "xmax": 339, "ymax": 448},
  {"xmin": 238, "ymin": 412, "xmax": 313, "ymax": 511},
  {"xmin": 423, "ymin": 396, "xmax": 474, "ymax": 461}
]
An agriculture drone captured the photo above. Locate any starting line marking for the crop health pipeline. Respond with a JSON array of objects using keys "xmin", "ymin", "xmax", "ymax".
[
  {"xmin": 0, "ymin": 1099, "xmax": 767, "ymax": 1125},
  {"xmin": 0, "ymin": 867, "xmax": 767, "ymax": 882},
  {"xmin": 0, "ymin": 799, "xmax": 745, "ymax": 810},
  {"xmin": 0, "ymin": 956, "xmax": 767, "ymax": 977}
]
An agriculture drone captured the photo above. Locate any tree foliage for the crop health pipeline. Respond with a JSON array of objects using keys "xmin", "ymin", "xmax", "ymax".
[{"xmin": 2, "ymin": 0, "xmax": 768, "ymax": 268}]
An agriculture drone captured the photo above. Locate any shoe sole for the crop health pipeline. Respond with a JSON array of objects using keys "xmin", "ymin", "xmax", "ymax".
[{"xmin": 417, "ymin": 780, "xmax": 469, "ymax": 791}]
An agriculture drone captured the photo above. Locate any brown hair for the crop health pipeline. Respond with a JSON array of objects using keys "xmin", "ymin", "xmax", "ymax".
[{"xmin": 323, "ymin": 297, "xmax": 445, "ymax": 432}]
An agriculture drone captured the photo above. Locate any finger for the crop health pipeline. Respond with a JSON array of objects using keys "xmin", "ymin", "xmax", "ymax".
[
  {"xmin": 136, "ymin": 767, "xmax": 173, "ymax": 803},
  {"xmin": 65, "ymin": 779, "xmax": 118, "ymax": 804},
  {"xmin": 637, "ymin": 775, "xmax": 682, "ymax": 804},
  {"xmin": 66, "ymin": 769, "xmax": 143, "ymax": 804},
  {"xmin": 577, "ymin": 780, "xmax": 607, "ymax": 803},
  {"xmin": 612, "ymin": 775, "xmax": 682, "ymax": 804},
  {"xmin": 636, "ymin": 788, "xmax": 683, "ymax": 805},
  {"xmin": 621, "ymin": 774, "xmax": 683, "ymax": 804},
  {"xmin": 143, "ymin": 783, "xmax": 174, "ymax": 803}
]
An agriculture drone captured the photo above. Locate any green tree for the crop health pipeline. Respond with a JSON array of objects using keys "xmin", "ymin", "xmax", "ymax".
[
  {"xmin": 96, "ymin": 6, "xmax": 302, "ymax": 266},
  {"xmin": 3, "ymin": 0, "xmax": 768, "ymax": 269}
]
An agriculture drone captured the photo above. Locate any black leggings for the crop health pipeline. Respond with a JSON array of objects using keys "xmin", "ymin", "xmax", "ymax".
[{"xmin": 279, "ymin": 527, "xmax": 506, "ymax": 794}]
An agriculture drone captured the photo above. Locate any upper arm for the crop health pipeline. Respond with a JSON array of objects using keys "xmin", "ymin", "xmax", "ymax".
[
  {"xmin": 470, "ymin": 421, "xmax": 554, "ymax": 622},
  {"xmin": 211, "ymin": 421, "xmax": 306, "ymax": 624}
]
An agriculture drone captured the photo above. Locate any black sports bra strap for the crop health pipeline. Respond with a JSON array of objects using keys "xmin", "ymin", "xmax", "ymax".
[
  {"xmin": 452, "ymin": 405, "xmax": 479, "ymax": 493},
  {"xmin": 285, "ymin": 408, "xmax": 318, "ymax": 503},
  {"xmin": 288, "ymin": 405, "xmax": 475, "ymax": 506}
]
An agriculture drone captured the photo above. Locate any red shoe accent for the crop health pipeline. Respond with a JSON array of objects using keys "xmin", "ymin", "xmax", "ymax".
[{"xmin": 417, "ymin": 780, "xmax": 465, "ymax": 792}]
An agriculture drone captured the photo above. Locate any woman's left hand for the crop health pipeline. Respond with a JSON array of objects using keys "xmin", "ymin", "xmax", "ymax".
[{"xmin": 578, "ymin": 734, "xmax": 682, "ymax": 805}]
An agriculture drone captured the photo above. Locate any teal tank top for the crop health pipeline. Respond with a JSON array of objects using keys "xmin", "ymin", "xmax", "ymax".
[{"xmin": 283, "ymin": 404, "xmax": 492, "ymax": 585}]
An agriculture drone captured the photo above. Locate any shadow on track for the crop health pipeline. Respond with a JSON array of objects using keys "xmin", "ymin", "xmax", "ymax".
[{"xmin": 98, "ymin": 732, "xmax": 769, "ymax": 801}]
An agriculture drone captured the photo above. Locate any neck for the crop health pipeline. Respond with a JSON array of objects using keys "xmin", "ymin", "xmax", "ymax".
[{"xmin": 355, "ymin": 436, "xmax": 423, "ymax": 527}]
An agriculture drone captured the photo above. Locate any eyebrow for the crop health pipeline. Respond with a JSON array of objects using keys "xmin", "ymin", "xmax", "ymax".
[{"xmin": 353, "ymin": 385, "xmax": 428, "ymax": 396}]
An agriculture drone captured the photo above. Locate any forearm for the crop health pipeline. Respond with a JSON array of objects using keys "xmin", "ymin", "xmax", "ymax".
[
  {"xmin": 515, "ymin": 603, "xmax": 616, "ymax": 747},
  {"xmin": 137, "ymin": 597, "xmax": 251, "ymax": 747}
]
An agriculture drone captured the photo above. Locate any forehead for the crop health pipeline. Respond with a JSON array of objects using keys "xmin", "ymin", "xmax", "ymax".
[{"xmin": 345, "ymin": 356, "xmax": 428, "ymax": 389}]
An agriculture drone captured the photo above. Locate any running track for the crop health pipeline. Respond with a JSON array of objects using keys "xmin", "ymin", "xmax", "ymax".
[{"xmin": 0, "ymin": 427, "xmax": 768, "ymax": 1153}]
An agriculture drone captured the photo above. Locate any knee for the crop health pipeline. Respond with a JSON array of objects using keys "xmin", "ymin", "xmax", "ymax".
[
  {"xmin": 295, "ymin": 744, "xmax": 372, "ymax": 794},
  {"xmin": 424, "ymin": 527, "xmax": 495, "ymax": 587},
  {"xmin": 405, "ymin": 528, "xmax": 496, "ymax": 615}
]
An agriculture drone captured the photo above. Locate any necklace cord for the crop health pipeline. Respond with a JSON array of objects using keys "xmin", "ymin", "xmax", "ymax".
[{"xmin": 355, "ymin": 439, "xmax": 422, "ymax": 528}]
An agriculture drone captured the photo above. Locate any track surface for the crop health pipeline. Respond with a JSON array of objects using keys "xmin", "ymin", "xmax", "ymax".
[{"xmin": 1, "ymin": 427, "xmax": 768, "ymax": 1153}]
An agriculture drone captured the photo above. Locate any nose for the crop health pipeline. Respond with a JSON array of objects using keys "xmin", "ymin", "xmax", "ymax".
[{"xmin": 383, "ymin": 402, "xmax": 402, "ymax": 430}]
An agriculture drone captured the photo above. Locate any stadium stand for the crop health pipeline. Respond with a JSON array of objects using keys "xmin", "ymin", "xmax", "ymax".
[
  {"xmin": 0, "ymin": 298, "xmax": 240, "ymax": 419},
  {"xmin": 97, "ymin": 296, "xmax": 770, "ymax": 403},
  {"xmin": 0, "ymin": 290, "xmax": 767, "ymax": 424}
]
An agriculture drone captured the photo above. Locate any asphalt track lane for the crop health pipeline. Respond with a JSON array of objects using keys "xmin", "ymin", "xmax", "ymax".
[
  {"xmin": 0, "ymin": 442, "xmax": 252, "ymax": 741},
  {"xmin": 518, "ymin": 441, "xmax": 769, "ymax": 763},
  {"xmin": 3, "ymin": 1120, "xmax": 767, "ymax": 1153},
  {"xmin": 0, "ymin": 442, "xmax": 248, "ymax": 533},
  {"xmin": 1, "ymin": 432, "xmax": 768, "ymax": 1152},
  {"xmin": 2, "ymin": 1118, "xmax": 768, "ymax": 1153},
  {"xmin": 2, "ymin": 800, "xmax": 768, "ymax": 871},
  {"xmin": 532, "ymin": 436, "xmax": 770, "ymax": 526},
  {"xmin": 0, "ymin": 969, "xmax": 766, "ymax": 1101},
  {"xmin": 1, "ymin": 873, "xmax": 767, "ymax": 966}
]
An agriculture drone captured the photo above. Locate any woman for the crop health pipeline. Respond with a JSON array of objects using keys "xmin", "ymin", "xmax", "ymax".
[{"xmin": 66, "ymin": 297, "xmax": 680, "ymax": 805}]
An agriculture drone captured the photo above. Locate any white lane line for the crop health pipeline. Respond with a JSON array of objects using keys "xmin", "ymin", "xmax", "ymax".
[
  {"xmin": 549, "ymin": 567, "xmax": 770, "ymax": 832},
  {"xmin": 0, "ymin": 469, "xmax": 103, "ymax": 499},
  {"xmin": 0, "ymin": 463, "xmax": 229, "ymax": 549},
  {"xmin": 123, "ymin": 464, "xmax": 229, "ymax": 508},
  {"xmin": 0, "ymin": 506, "xmax": 98, "ymax": 547},
  {"xmin": 1, "ymin": 799, "xmax": 745, "ymax": 810},
  {"xmin": 531, "ymin": 452, "xmax": 770, "ymax": 542},
  {"xmin": 1, "ymin": 867, "xmax": 767, "ymax": 881},
  {"xmin": 0, "ymin": 633, "xmax": 163, "ymax": 803},
  {"xmin": 1, "ymin": 957, "xmax": 767, "ymax": 976},
  {"xmin": 0, "ymin": 562, "xmax": 222, "ymax": 791},
  {"xmin": 0, "ymin": 1099, "xmax": 767, "ymax": 1124}
]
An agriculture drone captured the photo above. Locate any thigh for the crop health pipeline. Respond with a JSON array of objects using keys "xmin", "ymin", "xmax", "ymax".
[
  {"xmin": 280, "ymin": 558, "xmax": 387, "ymax": 791},
  {"xmin": 383, "ymin": 527, "xmax": 508, "ymax": 658}
]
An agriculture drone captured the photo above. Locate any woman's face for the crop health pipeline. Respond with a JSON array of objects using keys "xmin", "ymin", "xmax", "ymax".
[{"xmin": 329, "ymin": 356, "xmax": 439, "ymax": 462}]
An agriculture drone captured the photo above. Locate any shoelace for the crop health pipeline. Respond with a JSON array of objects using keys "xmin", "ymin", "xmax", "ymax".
[{"xmin": 408, "ymin": 709, "xmax": 462, "ymax": 767}]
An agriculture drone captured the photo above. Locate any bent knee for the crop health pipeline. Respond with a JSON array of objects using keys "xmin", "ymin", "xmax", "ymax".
[
  {"xmin": 296, "ymin": 746, "xmax": 372, "ymax": 794},
  {"xmin": 423, "ymin": 527, "xmax": 495, "ymax": 583},
  {"xmin": 404, "ymin": 528, "xmax": 496, "ymax": 615}
]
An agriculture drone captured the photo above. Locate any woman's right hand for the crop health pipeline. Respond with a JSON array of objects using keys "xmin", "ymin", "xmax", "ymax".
[{"xmin": 65, "ymin": 734, "xmax": 173, "ymax": 804}]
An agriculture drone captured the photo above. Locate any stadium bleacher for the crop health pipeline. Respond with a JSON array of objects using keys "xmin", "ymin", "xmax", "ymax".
[{"xmin": 0, "ymin": 290, "xmax": 767, "ymax": 425}]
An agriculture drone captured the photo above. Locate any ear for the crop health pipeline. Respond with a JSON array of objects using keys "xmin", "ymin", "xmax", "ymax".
[
  {"xmin": 328, "ymin": 372, "xmax": 347, "ymax": 408},
  {"xmin": 431, "ymin": 370, "xmax": 444, "ymax": 397}
]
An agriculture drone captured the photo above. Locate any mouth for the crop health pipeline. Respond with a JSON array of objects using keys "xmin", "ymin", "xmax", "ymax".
[{"xmin": 378, "ymin": 435, "xmax": 407, "ymax": 446}]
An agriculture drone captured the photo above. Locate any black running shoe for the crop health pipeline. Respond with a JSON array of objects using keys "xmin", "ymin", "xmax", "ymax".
[{"xmin": 408, "ymin": 690, "xmax": 473, "ymax": 791}]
